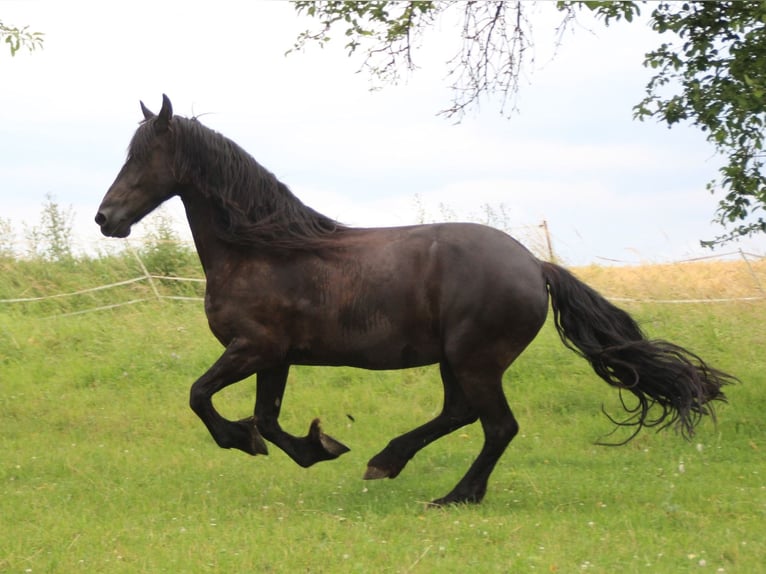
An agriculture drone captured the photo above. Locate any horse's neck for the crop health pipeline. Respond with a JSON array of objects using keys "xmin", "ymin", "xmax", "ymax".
[{"xmin": 178, "ymin": 187, "xmax": 231, "ymax": 274}]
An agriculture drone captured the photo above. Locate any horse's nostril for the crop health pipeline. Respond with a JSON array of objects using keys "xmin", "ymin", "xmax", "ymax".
[{"xmin": 95, "ymin": 212, "xmax": 107, "ymax": 226}]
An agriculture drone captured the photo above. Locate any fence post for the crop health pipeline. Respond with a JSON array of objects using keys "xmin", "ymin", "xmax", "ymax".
[
  {"xmin": 739, "ymin": 249, "xmax": 765, "ymax": 296},
  {"xmin": 540, "ymin": 220, "xmax": 555, "ymax": 262},
  {"xmin": 128, "ymin": 242, "xmax": 162, "ymax": 302}
]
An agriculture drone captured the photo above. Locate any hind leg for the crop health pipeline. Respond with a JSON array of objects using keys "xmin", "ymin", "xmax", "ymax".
[
  {"xmin": 365, "ymin": 362, "xmax": 479, "ymax": 480},
  {"xmin": 430, "ymin": 369, "xmax": 519, "ymax": 506}
]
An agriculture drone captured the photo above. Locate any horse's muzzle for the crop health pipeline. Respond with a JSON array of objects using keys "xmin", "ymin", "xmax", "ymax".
[{"xmin": 95, "ymin": 210, "xmax": 131, "ymax": 238}]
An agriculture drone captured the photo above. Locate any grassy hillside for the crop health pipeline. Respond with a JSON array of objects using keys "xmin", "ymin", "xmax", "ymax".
[{"xmin": 1, "ymin": 255, "xmax": 764, "ymax": 573}]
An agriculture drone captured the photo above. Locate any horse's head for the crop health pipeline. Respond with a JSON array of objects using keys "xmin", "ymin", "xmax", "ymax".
[{"xmin": 95, "ymin": 94, "xmax": 178, "ymax": 238}]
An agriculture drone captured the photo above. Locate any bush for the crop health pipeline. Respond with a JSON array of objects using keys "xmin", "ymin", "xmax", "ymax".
[
  {"xmin": 137, "ymin": 210, "xmax": 197, "ymax": 277},
  {"xmin": 24, "ymin": 193, "xmax": 75, "ymax": 262}
]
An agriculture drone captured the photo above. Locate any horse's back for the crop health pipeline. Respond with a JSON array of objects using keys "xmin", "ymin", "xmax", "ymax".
[{"xmin": 348, "ymin": 221, "xmax": 545, "ymax": 305}]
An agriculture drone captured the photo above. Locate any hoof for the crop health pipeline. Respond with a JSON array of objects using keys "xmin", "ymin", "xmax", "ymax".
[
  {"xmin": 309, "ymin": 418, "xmax": 350, "ymax": 458},
  {"xmin": 427, "ymin": 497, "xmax": 453, "ymax": 508},
  {"xmin": 251, "ymin": 428, "xmax": 269, "ymax": 455},
  {"xmin": 237, "ymin": 416, "xmax": 269, "ymax": 456},
  {"xmin": 363, "ymin": 465, "xmax": 391, "ymax": 480},
  {"xmin": 428, "ymin": 492, "xmax": 484, "ymax": 507},
  {"xmin": 364, "ymin": 451, "xmax": 407, "ymax": 480}
]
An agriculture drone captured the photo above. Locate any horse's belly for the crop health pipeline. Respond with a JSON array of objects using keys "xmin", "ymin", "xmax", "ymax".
[{"xmin": 288, "ymin": 332, "xmax": 441, "ymax": 370}]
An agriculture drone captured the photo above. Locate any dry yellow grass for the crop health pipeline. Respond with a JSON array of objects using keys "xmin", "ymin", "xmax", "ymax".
[{"xmin": 572, "ymin": 256, "xmax": 766, "ymax": 301}]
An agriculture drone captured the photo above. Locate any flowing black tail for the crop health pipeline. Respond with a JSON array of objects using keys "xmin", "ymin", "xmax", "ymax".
[{"xmin": 541, "ymin": 262, "xmax": 735, "ymax": 442}]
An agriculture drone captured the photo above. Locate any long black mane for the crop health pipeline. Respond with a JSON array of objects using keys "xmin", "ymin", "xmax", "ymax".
[{"xmin": 129, "ymin": 114, "xmax": 347, "ymax": 249}]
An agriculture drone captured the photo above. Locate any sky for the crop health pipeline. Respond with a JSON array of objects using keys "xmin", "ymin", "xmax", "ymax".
[{"xmin": 2, "ymin": 0, "xmax": 765, "ymax": 266}]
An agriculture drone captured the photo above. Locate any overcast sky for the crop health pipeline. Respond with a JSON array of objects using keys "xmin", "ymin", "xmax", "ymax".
[{"xmin": 2, "ymin": 0, "xmax": 765, "ymax": 265}]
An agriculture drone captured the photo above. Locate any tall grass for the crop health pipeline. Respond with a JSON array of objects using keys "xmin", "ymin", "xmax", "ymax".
[{"xmin": 1, "ymin": 254, "xmax": 764, "ymax": 573}]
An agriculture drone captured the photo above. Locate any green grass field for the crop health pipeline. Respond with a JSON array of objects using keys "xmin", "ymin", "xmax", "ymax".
[{"xmin": 1, "ymin": 257, "xmax": 764, "ymax": 573}]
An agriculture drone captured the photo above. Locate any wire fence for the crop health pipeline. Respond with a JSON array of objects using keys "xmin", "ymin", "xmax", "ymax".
[
  {"xmin": 0, "ymin": 276, "xmax": 205, "ymax": 318},
  {"xmin": 0, "ymin": 246, "xmax": 206, "ymax": 318},
  {"xmin": 1, "ymin": 247, "xmax": 764, "ymax": 319}
]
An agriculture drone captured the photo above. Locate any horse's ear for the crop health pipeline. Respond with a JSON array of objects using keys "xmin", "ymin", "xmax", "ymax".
[
  {"xmin": 140, "ymin": 100, "xmax": 155, "ymax": 120},
  {"xmin": 155, "ymin": 94, "xmax": 173, "ymax": 133}
]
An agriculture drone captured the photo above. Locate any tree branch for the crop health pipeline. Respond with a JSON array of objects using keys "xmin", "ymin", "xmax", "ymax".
[{"xmin": 0, "ymin": 20, "xmax": 44, "ymax": 56}]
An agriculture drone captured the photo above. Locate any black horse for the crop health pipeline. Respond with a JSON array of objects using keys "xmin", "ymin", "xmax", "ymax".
[{"xmin": 95, "ymin": 95, "xmax": 735, "ymax": 505}]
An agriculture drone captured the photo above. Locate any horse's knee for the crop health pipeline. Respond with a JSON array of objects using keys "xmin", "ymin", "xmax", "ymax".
[{"xmin": 189, "ymin": 383, "xmax": 208, "ymax": 416}]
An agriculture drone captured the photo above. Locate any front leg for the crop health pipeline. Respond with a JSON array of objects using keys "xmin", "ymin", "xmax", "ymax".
[
  {"xmin": 254, "ymin": 366, "xmax": 350, "ymax": 467},
  {"xmin": 189, "ymin": 338, "xmax": 268, "ymax": 455}
]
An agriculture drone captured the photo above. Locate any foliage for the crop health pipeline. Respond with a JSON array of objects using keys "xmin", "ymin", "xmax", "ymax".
[
  {"xmin": 0, "ymin": 217, "xmax": 14, "ymax": 259},
  {"xmin": 0, "ymin": 201, "xmax": 202, "ymax": 317},
  {"xmin": 290, "ymin": 1, "xmax": 643, "ymax": 116},
  {"xmin": 292, "ymin": 1, "xmax": 532, "ymax": 117},
  {"xmin": 292, "ymin": 1, "xmax": 766, "ymax": 244},
  {"xmin": 24, "ymin": 193, "xmax": 75, "ymax": 262},
  {"xmin": 138, "ymin": 209, "xmax": 197, "ymax": 277},
  {"xmin": 632, "ymin": 1, "xmax": 766, "ymax": 245},
  {"xmin": 0, "ymin": 19, "xmax": 43, "ymax": 56}
]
